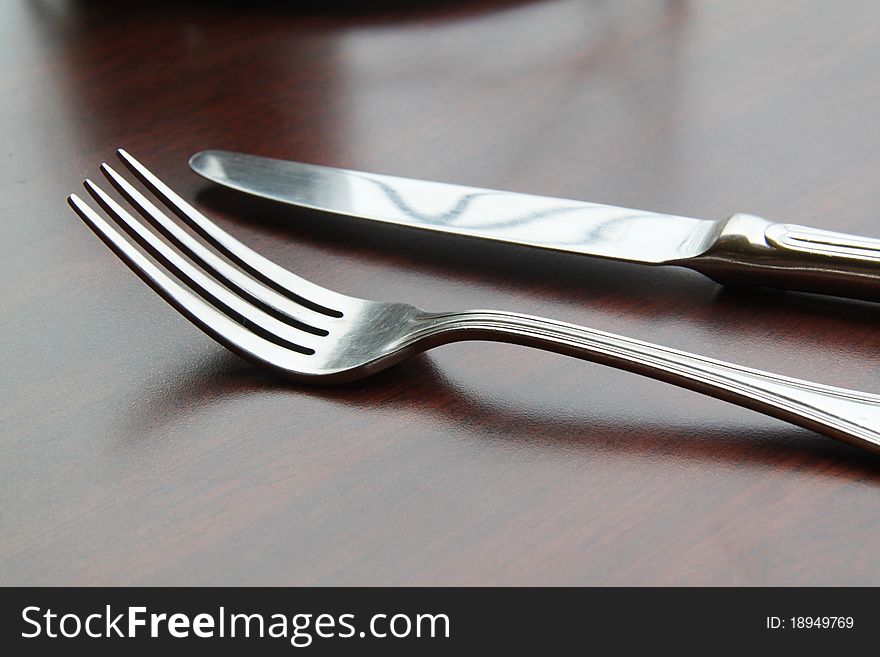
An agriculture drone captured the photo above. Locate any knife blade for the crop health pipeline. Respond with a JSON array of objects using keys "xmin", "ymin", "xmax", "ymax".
[{"xmin": 190, "ymin": 150, "xmax": 880, "ymax": 301}]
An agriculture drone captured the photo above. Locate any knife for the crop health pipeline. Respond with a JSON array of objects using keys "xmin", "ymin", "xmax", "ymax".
[{"xmin": 190, "ymin": 150, "xmax": 880, "ymax": 301}]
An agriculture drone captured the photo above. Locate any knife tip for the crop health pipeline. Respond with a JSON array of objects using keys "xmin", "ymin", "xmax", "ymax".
[
  {"xmin": 188, "ymin": 150, "xmax": 216, "ymax": 174},
  {"xmin": 188, "ymin": 150, "xmax": 233, "ymax": 180}
]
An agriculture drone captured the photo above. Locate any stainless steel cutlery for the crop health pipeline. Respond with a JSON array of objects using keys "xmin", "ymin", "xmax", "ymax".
[
  {"xmin": 67, "ymin": 150, "xmax": 880, "ymax": 454},
  {"xmin": 190, "ymin": 150, "xmax": 880, "ymax": 303}
]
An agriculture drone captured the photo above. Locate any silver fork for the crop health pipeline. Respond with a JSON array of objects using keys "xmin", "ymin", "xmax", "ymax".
[{"xmin": 69, "ymin": 150, "xmax": 880, "ymax": 455}]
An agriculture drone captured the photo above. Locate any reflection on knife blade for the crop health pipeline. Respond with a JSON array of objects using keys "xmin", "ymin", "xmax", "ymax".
[{"xmin": 190, "ymin": 150, "xmax": 880, "ymax": 302}]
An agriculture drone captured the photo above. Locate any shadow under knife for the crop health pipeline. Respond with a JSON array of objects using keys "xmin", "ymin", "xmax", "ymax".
[{"xmin": 194, "ymin": 186, "xmax": 880, "ymax": 338}]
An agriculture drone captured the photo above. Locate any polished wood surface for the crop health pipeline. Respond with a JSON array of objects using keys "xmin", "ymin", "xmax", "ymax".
[{"xmin": 3, "ymin": 0, "xmax": 880, "ymax": 585}]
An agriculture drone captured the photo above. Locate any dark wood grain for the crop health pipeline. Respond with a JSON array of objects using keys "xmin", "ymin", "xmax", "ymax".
[{"xmin": 3, "ymin": 0, "xmax": 880, "ymax": 586}]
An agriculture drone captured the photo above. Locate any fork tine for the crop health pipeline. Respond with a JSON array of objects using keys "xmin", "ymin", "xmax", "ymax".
[
  {"xmin": 82, "ymin": 179, "xmax": 321, "ymax": 355},
  {"xmin": 100, "ymin": 162, "xmax": 330, "ymax": 335},
  {"xmin": 68, "ymin": 194, "xmax": 316, "ymax": 373},
  {"xmin": 116, "ymin": 148, "xmax": 345, "ymax": 318}
]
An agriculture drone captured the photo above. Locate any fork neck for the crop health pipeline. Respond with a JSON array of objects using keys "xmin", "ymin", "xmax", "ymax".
[{"xmin": 414, "ymin": 309, "xmax": 880, "ymax": 454}]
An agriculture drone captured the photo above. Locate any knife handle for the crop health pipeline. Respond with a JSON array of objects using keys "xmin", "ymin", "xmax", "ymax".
[{"xmin": 686, "ymin": 213, "xmax": 880, "ymax": 301}]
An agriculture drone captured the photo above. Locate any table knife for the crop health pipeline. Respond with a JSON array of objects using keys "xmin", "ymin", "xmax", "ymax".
[{"xmin": 190, "ymin": 150, "xmax": 880, "ymax": 301}]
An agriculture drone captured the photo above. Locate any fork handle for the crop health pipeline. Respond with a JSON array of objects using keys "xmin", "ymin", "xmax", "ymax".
[
  {"xmin": 685, "ymin": 213, "xmax": 880, "ymax": 300},
  {"xmin": 423, "ymin": 310, "xmax": 880, "ymax": 453}
]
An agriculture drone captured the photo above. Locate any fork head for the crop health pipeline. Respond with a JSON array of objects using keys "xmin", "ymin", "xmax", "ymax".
[{"xmin": 68, "ymin": 150, "xmax": 432, "ymax": 383}]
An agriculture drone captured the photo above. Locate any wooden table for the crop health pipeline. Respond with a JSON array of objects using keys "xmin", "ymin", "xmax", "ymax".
[{"xmin": 3, "ymin": 0, "xmax": 880, "ymax": 586}]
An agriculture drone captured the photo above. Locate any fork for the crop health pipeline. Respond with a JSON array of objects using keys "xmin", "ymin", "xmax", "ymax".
[{"xmin": 68, "ymin": 150, "xmax": 880, "ymax": 455}]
